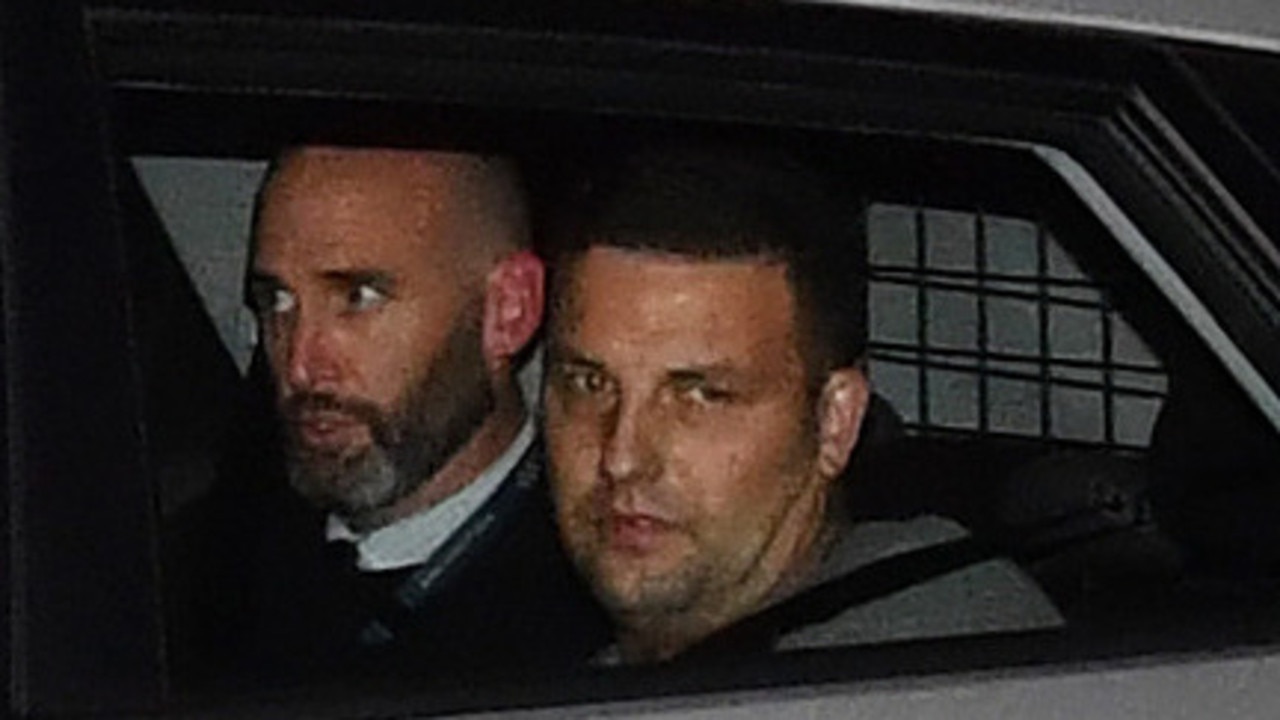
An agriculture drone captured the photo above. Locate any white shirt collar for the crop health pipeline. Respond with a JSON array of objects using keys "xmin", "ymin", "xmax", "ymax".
[{"xmin": 326, "ymin": 352, "xmax": 541, "ymax": 572}]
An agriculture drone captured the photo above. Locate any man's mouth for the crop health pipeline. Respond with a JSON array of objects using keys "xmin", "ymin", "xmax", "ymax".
[
  {"xmin": 605, "ymin": 509, "xmax": 679, "ymax": 554},
  {"xmin": 292, "ymin": 409, "xmax": 368, "ymax": 450}
]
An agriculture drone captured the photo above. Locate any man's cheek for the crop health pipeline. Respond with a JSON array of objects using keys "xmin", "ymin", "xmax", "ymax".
[
  {"xmin": 562, "ymin": 496, "xmax": 610, "ymax": 573},
  {"xmin": 557, "ymin": 435, "xmax": 603, "ymax": 487},
  {"xmin": 553, "ymin": 465, "xmax": 598, "ymax": 530}
]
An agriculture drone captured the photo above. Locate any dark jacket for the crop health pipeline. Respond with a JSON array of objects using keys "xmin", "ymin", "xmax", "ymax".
[{"xmin": 167, "ymin": 439, "xmax": 609, "ymax": 693}]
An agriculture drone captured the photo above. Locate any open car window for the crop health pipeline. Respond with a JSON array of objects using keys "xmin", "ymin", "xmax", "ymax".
[{"xmin": 6, "ymin": 2, "xmax": 1280, "ymax": 717}]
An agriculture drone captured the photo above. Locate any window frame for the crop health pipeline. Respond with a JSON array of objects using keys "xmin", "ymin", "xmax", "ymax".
[{"xmin": 5, "ymin": 1, "xmax": 1280, "ymax": 716}]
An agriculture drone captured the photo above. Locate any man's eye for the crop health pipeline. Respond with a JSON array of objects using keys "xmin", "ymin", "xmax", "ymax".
[
  {"xmin": 683, "ymin": 383, "xmax": 734, "ymax": 406},
  {"xmin": 262, "ymin": 288, "xmax": 296, "ymax": 315},
  {"xmin": 560, "ymin": 366, "xmax": 609, "ymax": 396},
  {"xmin": 348, "ymin": 283, "xmax": 388, "ymax": 312}
]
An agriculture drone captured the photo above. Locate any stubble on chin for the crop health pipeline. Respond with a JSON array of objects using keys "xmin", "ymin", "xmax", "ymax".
[
  {"xmin": 563, "ymin": 500, "xmax": 705, "ymax": 622},
  {"xmin": 286, "ymin": 429, "xmax": 406, "ymax": 530}
]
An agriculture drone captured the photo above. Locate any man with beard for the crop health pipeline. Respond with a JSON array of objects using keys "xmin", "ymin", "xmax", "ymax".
[
  {"xmin": 173, "ymin": 145, "xmax": 606, "ymax": 689},
  {"xmin": 542, "ymin": 144, "xmax": 1062, "ymax": 665}
]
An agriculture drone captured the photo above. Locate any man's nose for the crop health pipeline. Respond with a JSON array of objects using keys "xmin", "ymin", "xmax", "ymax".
[
  {"xmin": 600, "ymin": 395, "xmax": 660, "ymax": 486},
  {"xmin": 281, "ymin": 312, "xmax": 341, "ymax": 392}
]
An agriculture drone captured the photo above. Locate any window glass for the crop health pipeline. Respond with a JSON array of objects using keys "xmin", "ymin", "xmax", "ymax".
[
  {"xmin": 131, "ymin": 157, "xmax": 266, "ymax": 375},
  {"xmin": 113, "ymin": 126, "xmax": 1280, "ymax": 717},
  {"xmin": 867, "ymin": 203, "xmax": 1166, "ymax": 449}
]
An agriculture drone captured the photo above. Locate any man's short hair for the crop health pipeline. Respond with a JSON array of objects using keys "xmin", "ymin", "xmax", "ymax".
[{"xmin": 546, "ymin": 141, "xmax": 868, "ymax": 377}]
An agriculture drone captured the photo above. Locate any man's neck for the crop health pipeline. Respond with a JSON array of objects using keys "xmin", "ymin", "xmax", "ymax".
[{"xmin": 363, "ymin": 386, "xmax": 527, "ymax": 532}]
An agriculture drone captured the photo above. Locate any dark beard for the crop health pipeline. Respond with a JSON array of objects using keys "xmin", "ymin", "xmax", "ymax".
[{"xmin": 281, "ymin": 307, "xmax": 495, "ymax": 531}]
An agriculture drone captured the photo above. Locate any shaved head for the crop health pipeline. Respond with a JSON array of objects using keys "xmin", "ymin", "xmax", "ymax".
[{"xmin": 258, "ymin": 147, "xmax": 530, "ymax": 281}]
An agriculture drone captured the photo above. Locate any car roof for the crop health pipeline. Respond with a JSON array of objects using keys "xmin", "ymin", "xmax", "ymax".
[{"xmin": 799, "ymin": 0, "xmax": 1280, "ymax": 53}]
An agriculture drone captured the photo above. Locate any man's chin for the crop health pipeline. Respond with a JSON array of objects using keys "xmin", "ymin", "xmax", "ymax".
[
  {"xmin": 595, "ymin": 572, "xmax": 699, "ymax": 620},
  {"xmin": 287, "ymin": 451, "xmax": 402, "ymax": 520},
  {"xmin": 588, "ymin": 549, "xmax": 703, "ymax": 616}
]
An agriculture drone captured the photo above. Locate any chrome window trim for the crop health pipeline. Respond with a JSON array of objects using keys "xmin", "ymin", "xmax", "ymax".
[
  {"xmin": 1031, "ymin": 143, "xmax": 1280, "ymax": 432},
  {"xmin": 798, "ymin": 0, "xmax": 1280, "ymax": 55}
]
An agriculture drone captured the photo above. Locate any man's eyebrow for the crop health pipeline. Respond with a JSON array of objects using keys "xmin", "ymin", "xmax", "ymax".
[
  {"xmin": 318, "ymin": 268, "xmax": 397, "ymax": 291},
  {"xmin": 666, "ymin": 363, "xmax": 737, "ymax": 384},
  {"xmin": 548, "ymin": 344, "xmax": 607, "ymax": 369}
]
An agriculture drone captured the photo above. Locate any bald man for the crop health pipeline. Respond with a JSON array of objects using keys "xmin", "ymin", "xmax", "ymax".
[{"xmin": 173, "ymin": 146, "xmax": 607, "ymax": 689}]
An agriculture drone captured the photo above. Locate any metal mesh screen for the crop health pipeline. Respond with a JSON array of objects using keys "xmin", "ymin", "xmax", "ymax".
[{"xmin": 866, "ymin": 203, "xmax": 1167, "ymax": 449}]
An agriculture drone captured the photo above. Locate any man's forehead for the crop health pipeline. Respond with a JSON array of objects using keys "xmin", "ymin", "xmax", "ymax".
[
  {"xmin": 257, "ymin": 145, "xmax": 520, "ymax": 269},
  {"xmin": 272, "ymin": 147, "xmax": 500, "ymax": 218},
  {"xmin": 555, "ymin": 245, "xmax": 801, "ymax": 361},
  {"xmin": 254, "ymin": 148, "xmax": 481, "ymax": 262},
  {"xmin": 562, "ymin": 245, "xmax": 791, "ymax": 306}
]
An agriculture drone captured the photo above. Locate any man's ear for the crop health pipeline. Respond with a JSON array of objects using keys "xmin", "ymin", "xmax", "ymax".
[
  {"xmin": 816, "ymin": 367, "xmax": 870, "ymax": 480},
  {"xmin": 482, "ymin": 249, "xmax": 545, "ymax": 368}
]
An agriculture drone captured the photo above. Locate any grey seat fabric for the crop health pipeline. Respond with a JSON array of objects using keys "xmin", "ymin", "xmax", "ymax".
[
  {"xmin": 842, "ymin": 395, "xmax": 1184, "ymax": 623},
  {"xmin": 776, "ymin": 516, "xmax": 1064, "ymax": 652}
]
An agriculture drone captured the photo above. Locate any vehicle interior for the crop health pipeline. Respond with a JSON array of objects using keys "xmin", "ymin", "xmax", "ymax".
[{"xmin": 5, "ymin": 1, "xmax": 1280, "ymax": 717}]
